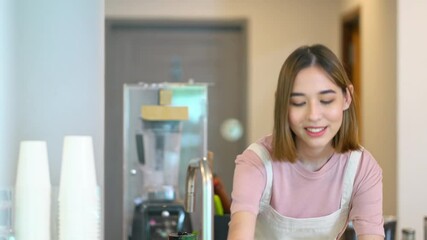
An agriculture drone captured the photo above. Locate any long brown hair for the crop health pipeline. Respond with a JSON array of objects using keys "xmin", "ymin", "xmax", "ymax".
[{"xmin": 272, "ymin": 44, "xmax": 360, "ymax": 162}]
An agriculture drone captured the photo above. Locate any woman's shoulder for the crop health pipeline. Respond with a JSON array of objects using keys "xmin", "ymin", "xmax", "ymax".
[
  {"xmin": 338, "ymin": 147, "xmax": 380, "ymax": 167},
  {"xmin": 360, "ymin": 151, "xmax": 383, "ymax": 184},
  {"xmin": 256, "ymin": 134, "xmax": 274, "ymax": 152},
  {"xmin": 347, "ymin": 147, "xmax": 383, "ymax": 184},
  {"xmin": 236, "ymin": 135, "xmax": 273, "ymax": 166},
  {"xmin": 359, "ymin": 148, "xmax": 382, "ymax": 170},
  {"xmin": 333, "ymin": 147, "xmax": 382, "ymax": 176}
]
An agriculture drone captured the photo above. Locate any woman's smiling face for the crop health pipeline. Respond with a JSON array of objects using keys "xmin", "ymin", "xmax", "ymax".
[{"xmin": 288, "ymin": 66, "xmax": 351, "ymax": 152}]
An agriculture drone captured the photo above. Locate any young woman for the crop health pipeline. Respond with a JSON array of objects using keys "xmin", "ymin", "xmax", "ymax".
[{"xmin": 228, "ymin": 45, "xmax": 384, "ymax": 240}]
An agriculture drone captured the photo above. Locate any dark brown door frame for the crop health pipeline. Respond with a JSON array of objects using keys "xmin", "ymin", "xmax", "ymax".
[{"xmin": 342, "ymin": 8, "xmax": 362, "ymax": 141}]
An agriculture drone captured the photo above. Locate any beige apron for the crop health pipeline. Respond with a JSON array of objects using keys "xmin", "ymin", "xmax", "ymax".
[{"xmin": 247, "ymin": 143, "xmax": 361, "ymax": 240}]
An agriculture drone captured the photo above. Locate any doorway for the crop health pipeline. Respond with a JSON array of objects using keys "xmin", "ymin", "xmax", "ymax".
[
  {"xmin": 342, "ymin": 9, "xmax": 362, "ymax": 140},
  {"xmin": 104, "ymin": 19, "xmax": 247, "ymax": 240}
]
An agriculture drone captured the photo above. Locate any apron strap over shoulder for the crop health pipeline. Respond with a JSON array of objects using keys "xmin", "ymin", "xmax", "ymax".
[
  {"xmin": 247, "ymin": 143, "xmax": 273, "ymax": 206},
  {"xmin": 340, "ymin": 149, "xmax": 363, "ymax": 208}
]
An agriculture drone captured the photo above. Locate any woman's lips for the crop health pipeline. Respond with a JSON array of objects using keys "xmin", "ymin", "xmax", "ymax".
[{"xmin": 305, "ymin": 127, "xmax": 327, "ymax": 137}]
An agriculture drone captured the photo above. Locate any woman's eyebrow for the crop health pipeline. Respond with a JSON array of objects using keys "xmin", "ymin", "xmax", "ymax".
[
  {"xmin": 319, "ymin": 89, "xmax": 336, "ymax": 95},
  {"xmin": 290, "ymin": 92, "xmax": 304, "ymax": 97},
  {"xmin": 291, "ymin": 89, "xmax": 336, "ymax": 97}
]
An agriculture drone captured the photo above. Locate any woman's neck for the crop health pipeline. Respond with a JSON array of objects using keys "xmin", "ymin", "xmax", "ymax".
[{"xmin": 296, "ymin": 143, "xmax": 335, "ymax": 171}]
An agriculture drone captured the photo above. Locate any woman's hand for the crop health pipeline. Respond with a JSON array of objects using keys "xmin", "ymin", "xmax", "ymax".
[{"xmin": 227, "ymin": 211, "xmax": 257, "ymax": 240}]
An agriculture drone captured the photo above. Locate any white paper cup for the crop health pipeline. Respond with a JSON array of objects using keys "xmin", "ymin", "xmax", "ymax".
[
  {"xmin": 59, "ymin": 136, "xmax": 97, "ymax": 201},
  {"xmin": 14, "ymin": 141, "xmax": 51, "ymax": 240},
  {"xmin": 58, "ymin": 136, "xmax": 99, "ymax": 240}
]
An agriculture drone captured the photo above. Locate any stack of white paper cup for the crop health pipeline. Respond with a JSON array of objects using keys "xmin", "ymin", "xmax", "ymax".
[
  {"xmin": 14, "ymin": 141, "xmax": 51, "ymax": 240},
  {"xmin": 58, "ymin": 136, "xmax": 100, "ymax": 240}
]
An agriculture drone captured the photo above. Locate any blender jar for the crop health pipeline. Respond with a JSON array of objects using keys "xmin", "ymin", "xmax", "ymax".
[{"xmin": 140, "ymin": 120, "xmax": 182, "ymax": 201}]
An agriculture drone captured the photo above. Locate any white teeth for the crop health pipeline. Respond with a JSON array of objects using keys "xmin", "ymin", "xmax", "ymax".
[{"xmin": 306, "ymin": 127, "xmax": 325, "ymax": 133}]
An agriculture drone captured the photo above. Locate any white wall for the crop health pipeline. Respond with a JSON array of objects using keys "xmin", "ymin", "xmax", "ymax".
[
  {"xmin": 14, "ymin": 0, "xmax": 105, "ymax": 187},
  {"xmin": 106, "ymin": 0, "xmax": 341, "ymax": 142},
  {"xmin": 397, "ymin": 0, "xmax": 427, "ymax": 239},
  {"xmin": 0, "ymin": 0, "xmax": 17, "ymax": 187},
  {"xmin": 341, "ymin": 0, "xmax": 397, "ymax": 216},
  {"xmin": 2, "ymin": 0, "xmax": 105, "ymax": 237}
]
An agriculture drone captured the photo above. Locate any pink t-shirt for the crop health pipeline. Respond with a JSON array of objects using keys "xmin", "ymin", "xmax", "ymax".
[{"xmin": 230, "ymin": 135, "xmax": 384, "ymax": 237}]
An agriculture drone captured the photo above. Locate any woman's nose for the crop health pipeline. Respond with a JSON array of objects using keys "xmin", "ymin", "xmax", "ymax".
[{"xmin": 307, "ymin": 102, "xmax": 321, "ymax": 121}]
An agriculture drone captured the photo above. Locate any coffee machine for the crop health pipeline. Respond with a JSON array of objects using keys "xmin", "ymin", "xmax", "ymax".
[{"xmin": 123, "ymin": 82, "xmax": 208, "ymax": 240}]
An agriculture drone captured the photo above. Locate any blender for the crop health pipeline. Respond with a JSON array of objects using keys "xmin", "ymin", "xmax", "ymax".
[
  {"xmin": 131, "ymin": 89, "xmax": 190, "ymax": 240},
  {"xmin": 124, "ymin": 83, "xmax": 208, "ymax": 240}
]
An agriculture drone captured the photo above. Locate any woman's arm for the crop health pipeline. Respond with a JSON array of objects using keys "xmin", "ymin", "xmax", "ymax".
[
  {"xmin": 350, "ymin": 150, "xmax": 385, "ymax": 238},
  {"xmin": 227, "ymin": 211, "xmax": 257, "ymax": 240},
  {"xmin": 358, "ymin": 235, "xmax": 384, "ymax": 240}
]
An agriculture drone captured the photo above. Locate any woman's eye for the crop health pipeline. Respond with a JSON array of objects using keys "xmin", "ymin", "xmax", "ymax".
[
  {"xmin": 290, "ymin": 102, "xmax": 306, "ymax": 107},
  {"xmin": 320, "ymin": 99, "xmax": 334, "ymax": 105}
]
